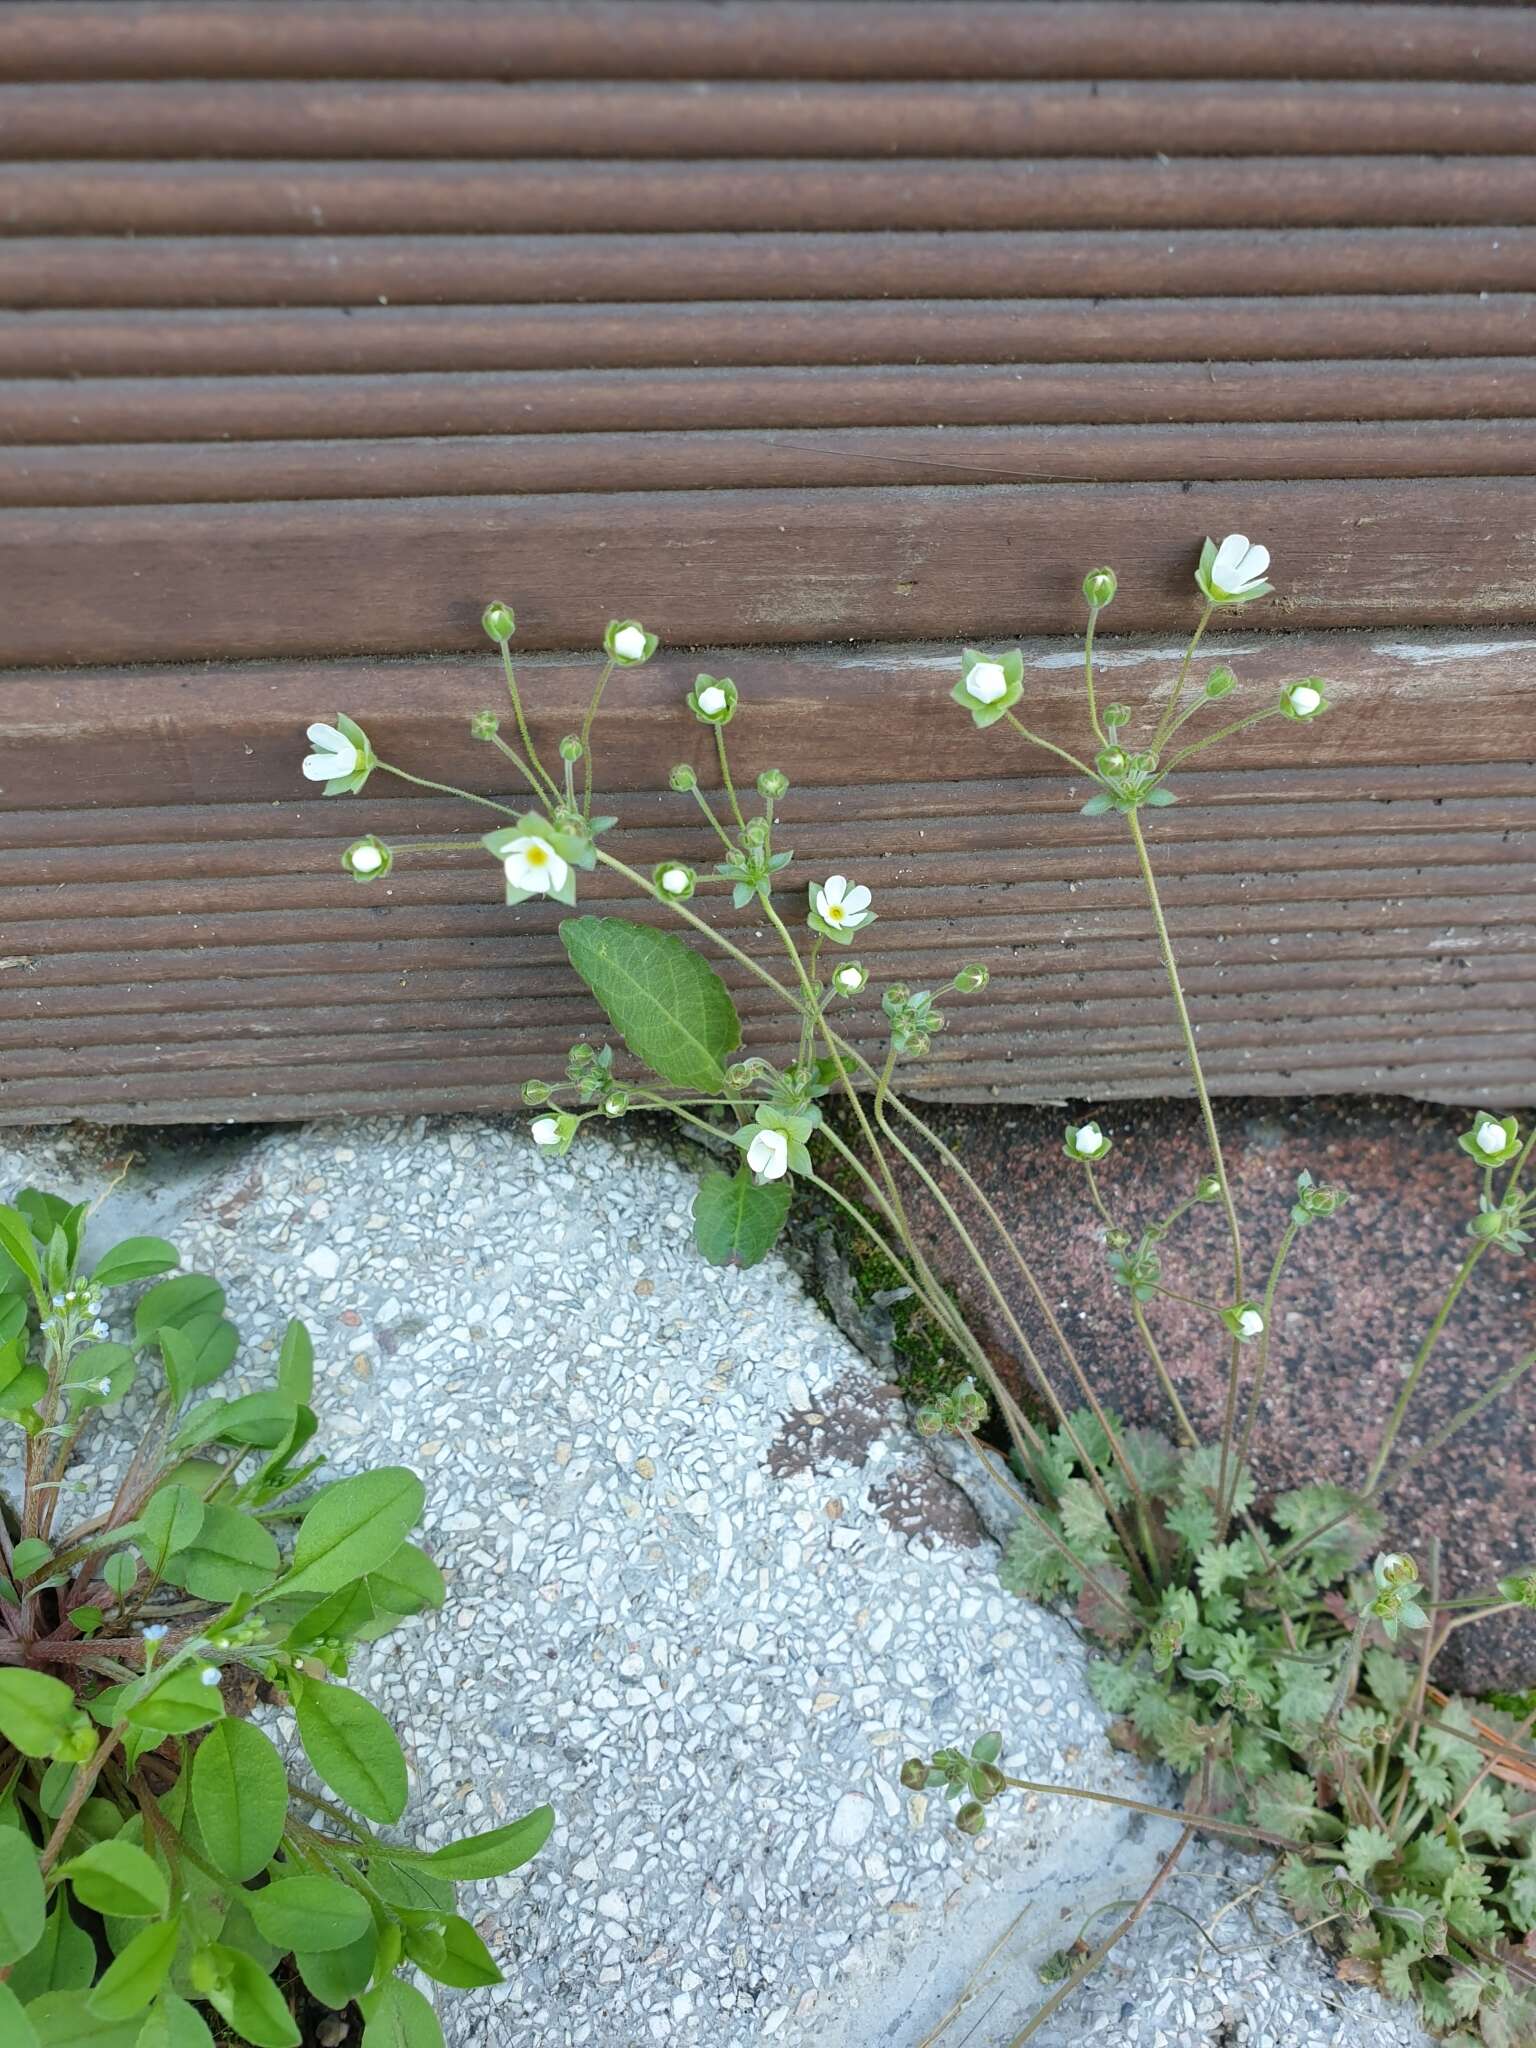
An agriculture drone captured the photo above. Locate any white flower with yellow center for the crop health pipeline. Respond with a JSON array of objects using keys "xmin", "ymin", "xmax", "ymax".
[
  {"xmin": 813, "ymin": 875, "xmax": 872, "ymax": 932},
  {"xmin": 302, "ymin": 723, "xmax": 359, "ymax": 782},
  {"xmin": 747, "ymin": 1128, "xmax": 789, "ymax": 1182},
  {"xmin": 502, "ymin": 835, "xmax": 569, "ymax": 896}
]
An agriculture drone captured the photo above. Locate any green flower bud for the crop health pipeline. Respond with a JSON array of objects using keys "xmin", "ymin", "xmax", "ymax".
[
  {"xmin": 974, "ymin": 1761, "xmax": 1007, "ymax": 1801},
  {"xmin": 1104, "ymin": 1227, "xmax": 1131, "ymax": 1251},
  {"xmin": 342, "ymin": 836, "xmax": 392, "ymax": 882},
  {"xmin": 1204, "ymin": 665, "xmax": 1237, "ymax": 700},
  {"xmin": 953, "ymin": 963, "xmax": 989, "ymax": 994},
  {"xmin": 1095, "ymin": 748, "xmax": 1128, "ymax": 778},
  {"xmin": 481, "ymin": 601, "xmax": 516, "ymax": 643},
  {"xmin": 470, "ymin": 707, "xmax": 501, "ymax": 741},
  {"xmin": 955, "ymin": 1801, "xmax": 987, "ymax": 1837},
  {"xmin": 669, "ymin": 763, "xmax": 698, "ymax": 793},
  {"xmin": 913, "ymin": 1406, "xmax": 945, "ymax": 1437},
  {"xmin": 602, "ymin": 1088, "xmax": 630, "ymax": 1117},
  {"xmin": 559, "ymin": 734, "xmax": 586, "ymax": 763},
  {"xmin": 1082, "ymin": 567, "xmax": 1118, "ymax": 609},
  {"xmin": 757, "ymin": 768, "xmax": 789, "ymax": 800},
  {"xmin": 521, "ymin": 1079, "xmax": 551, "ymax": 1105},
  {"xmin": 831, "ymin": 961, "xmax": 869, "ymax": 998},
  {"xmin": 1104, "ymin": 703, "xmax": 1133, "ymax": 730},
  {"xmin": 1195, "ymin": 1173, "xmax": 1222, "ymax": 1203},
  {"xmin": 899, "ymin": 1758, "xmax": 930, "ymax": 1791},
  {"xmin": 654, "ymin": 861, "xmax": 697, "ymax": 902}
]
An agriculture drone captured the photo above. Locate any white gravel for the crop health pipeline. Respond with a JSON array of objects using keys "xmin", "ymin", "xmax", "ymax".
[{"xmin": 2, "ymin": 1119, "xmax": 1428, "ymax": 2048}]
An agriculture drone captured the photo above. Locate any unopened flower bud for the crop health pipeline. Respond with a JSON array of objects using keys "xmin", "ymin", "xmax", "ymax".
[
  {"xmin": 1204, "ymin": 665, "xmax": 1237, "ymax": 700},
  {"xmin": 470, "ymin": 708, "xmax": 501, "ymax": 741},
  {"xmin": 1104, "ymin": 703, "xmax": 1133, "ymax": 730},
  {"xmin": 481, "ymin": 601, "xmax": 516, "ymax": 643},
  {"xmin": 602, "ymin": 1088, "xmax": 630, "ymax": 1117},
  {"xmin": 521, "ymin": 1079, "xmax": 551, "ymax": 1105},
  {"xmin": 654, "ymin": 861, "xmax": 697, "ymax": 901},
  {"xmin": 559, "ymin": 734, "xmax": 585, "ymax": 763},
  {"xmin": 955, "ymin": 1801, "xmax": 987, "ymax": 1837},
  {"xmin": 757, "ymin": 768, "xmax": 789, "ymax": 800},
  {"xmin": 669, "ymin": 763, "xmax": 698, "ymax": 793},
  {"xmin": 953, "ymin": 963, "xmax": 989, "ymax": 994},
  {"xmin": 1195, "ymin": 1173, "xmax": 1223, "ymax": 1202},
  {"xmin": 900, "ymin": 1758, "xmax": 930, "ymax": 1790},
  {"xmin": 1082, "ymin": 567, "xmax": 1118, "ymax": 609}
]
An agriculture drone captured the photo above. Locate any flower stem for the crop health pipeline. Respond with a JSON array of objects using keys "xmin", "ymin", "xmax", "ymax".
[
  {"xmin": 578, "ymin": 656, "xmax": 616, "ymax": 817},
  {"xmin": 1151, "ymin": 600, "xmax": 1213, "ymax": 755},
  {"xmin": 1227, "ymin": 1220, "xmax": 1300, "ymax": 1516},
  {"xmin": 714, "ymin": 725, "xmax": 747, "ymax": 837},
  {"xmin": 375, "ymin": 761, "xmax": 525, "ymax": 820},
  {"xmin": 1163, "ymin": 704, "xmax": 1282, "ymax": 774},
  {"xmin": 1082, "ymin": 604, "xmax": 1106, "ymax": 747},
  {"xmin": 1002, "ymin": 711, "xmax": 1095, "ymax": 780},
  {"xmin": 498, "ymin": 642, "xmax": 561, "ymax": 805}
]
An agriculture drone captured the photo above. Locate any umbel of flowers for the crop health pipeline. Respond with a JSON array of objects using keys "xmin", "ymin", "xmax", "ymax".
[{"xmin": 296, "ymin": 537, "xmax": 1536, "ymax": 2042}]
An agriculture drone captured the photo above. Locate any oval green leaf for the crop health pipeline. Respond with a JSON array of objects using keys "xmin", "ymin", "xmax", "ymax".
[
  {"xmin": 58, "ymin": 1840, "xmax": 168, "ymax": 1918},
  {"xmin": 86, "ymin": 1914, "xmax": 179, "ymax": 2019},
  {"xmin": 360, "ymin": 1977, "xmax": 445, "ymax": 2048},
  {"xmin": 191, "ymin": 1719, "xmax": 288, "ymax": 1882},
  {"xmin": 192, "ymin": 1944, "xmax": 300, "ymax": 2048},
  {"xmin": 157, "ymin": 1503, "xmax": 278, "ymax": 1602},
  {"xmin": 559, "ymin": 915, "xmax": 740, "ymax": 1091},
  {"xmin": 692, "ymin": 1166, "xmax": 791, "ymax": 1269},
  {"xmin": 424, "ymin": 1803, "xmax": 554, "ymax": 1881},
  {"xmin": 296, "ymin": 1682, "xmax": 408, "ymax": 1824},
  {"xmin": 282, "ymin": 1467, "xmax": 425, "ymax": 1597},
  {"xmin": 0, "ymin": 1669, "xmax": 78, "ymax": 1757},
  {"xmin": 89, "ymin": 1237, "xmax": 179, "ymax": 1289},
  {"xmin": 296, "ymin": 1926, "xmax": 376, "ymax": 2011},
  {"xmin": 8, "ymin": 1895, "xmax": 94, "ymax": 2002},
  {"xmin": 0, "ymin": 1983, "xmax": 39, "ymax": 2048},
  {"xmin": 0, "ymin": 1825, "xmax": 44, "ymax": 1965},
  {"xmin": 246, "ymin": 1875, "xmax": 371, "ymax": 1954}
]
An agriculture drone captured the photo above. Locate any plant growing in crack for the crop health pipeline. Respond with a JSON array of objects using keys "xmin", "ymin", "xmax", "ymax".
[
  {"xmin": 300, "ymin": 539, "xmax": 1535, "ymax": 2043},
  {"xmin": 0, "ymin": 1189, "xmax": 550, "ymax": 2045}
]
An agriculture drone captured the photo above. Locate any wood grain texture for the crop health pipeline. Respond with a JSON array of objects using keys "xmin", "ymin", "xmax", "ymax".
[
  {"xmin": 9, "ymin": 156, "xmax": 1536, "ymax": 236},
  {"xmin": 9, "ymin": 360, "xmax": 1535, "ymax": 447},
  {"xmin": 3, "ymin": 80, "xmax": 1531, "ymax": 161},
  {"xmin": 2, "ymin": 4, "xmax": 1531, "ymax": 85},
  {"xmin": 1, "ymin": 634, "xmax": 1531, "ymax": 1125},
  {"xmin": 3, "ymin": 298, "xmax": 1531, "ymax": 378},
  {"xmin": 5, "ymin": 479, "xmax": 1536, "ymax": 667},
  {"xmin": 4, "ymin": 228, "xmax": 1530, "ymax": 310},
  {"xmin": 11, "ymin": 419, "xmax": 1536, "ymax": 508}
]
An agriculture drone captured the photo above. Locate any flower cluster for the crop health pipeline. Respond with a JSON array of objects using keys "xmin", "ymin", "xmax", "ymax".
[{"xmin": 1367, "ymin": 1552, "xmax": 1428, "ymax": 1641}]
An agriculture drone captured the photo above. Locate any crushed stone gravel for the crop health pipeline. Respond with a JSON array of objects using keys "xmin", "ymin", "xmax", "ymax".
[{"xmin": 1, "ymin": 1118, "xmax": 1429, "ymax": 2048}]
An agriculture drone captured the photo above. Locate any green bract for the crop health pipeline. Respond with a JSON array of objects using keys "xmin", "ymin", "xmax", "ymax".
[{"xmin": 0, "ymin": 1195, "xmax": 549, "ymax": 2044}]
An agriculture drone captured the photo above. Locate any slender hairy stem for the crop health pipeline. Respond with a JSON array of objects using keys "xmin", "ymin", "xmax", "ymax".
[
  {"xmin": 996, "ymin": 1775, "xmax": 1310, "ymax": 1854},
  {"xmin": 1131, "ymin": 1303, "xmax": 1201, "ymax": 1449},
  {"xmin": 1001, "ymin": 710, "xmax": 1095, "ymax": 780},
  {"xmin": 1226, "ymin": 1220, "xmax": 1299, "ymax": 1520},
  {"xmin": 1151, "ymin": 599, "xmax": 1214, "ymax": 755},
  {"xmin": 714, "ymin": 725, "xmax": 747, "ymax": 837},
  {"xmin": 1364, "ymin": 1243, "xmax": 1489, "ymax": 1493},
  {"xmin": 1163, "ymin": 704, "xmax": 1282, "ymax": 773},
  {"xmin": 376, "ymin": 761, "xmax": 524, "ymax": 820},
  {"xmin": 578, "ymin": 656, "xmax": 616, "ymax": 817},
  {"xmin": 498, "ymin": 642, "xmax": 561, "ymax": 805},
  {"xmin": 1082, "ymin": 602, "xmax": 1106, "ymax": 746}
]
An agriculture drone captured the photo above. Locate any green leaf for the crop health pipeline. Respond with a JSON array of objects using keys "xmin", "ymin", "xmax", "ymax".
[
  {"xmin": 0, "ymin": 1670, "xmax": 79, "ymax": 1756},
  {"xmin": 0, "ymin": 1204, "xmax": 43, "ymax": 1292},
  {"xmin": 280, "ymin": 1468, "xmax": 425, "ymax": 1597},
  {"xmin": 191, "ymin": 1719, "xmax": 289, "ymax": 1882},
  {"xmin": 413, "ymin": 1914, "xmax": 502, "ymax": 1989},
  {"xmin": 90, "ymin": 1238, "xmax": 178, "ymax": 1289},
  {"xmin": 134, "ymin": 1274, "xmax": 224, "ymax": 1349},
  {"xmin": 63, "ymin": 1342, "xmax": 138, "ymax": 1414},
  {"xmin": 124, "ymin": 1663, "xmax": 225, "ymax": 1738},
  {"xmin": 559, "ymin": 915, "xmax": 741, "ymax": 1091},
  {"xmin": 24, "ymin": 1991, "xmax": 141, "ymax": 2047},
  {"xmin": 190, "ymin": 1944, "xmax": 301, "ymax": 2048},
  {"xmin": 1341, "ymin": 1823, "xmax": 1396, "ymax": 1887},
  {"xmin": 8, "ymin": 1896, "xmax": 94, "ymax": 2001},
  {"xmin": 296, "ymin": 1928, "xmax": 376, "ymax": 2011},
  {"xmin": 134, "ymin": 1995, "xmax": 215, "ymax": 2048},
  {"xmin": 692, "ymin": 1168, "xmax": 791, "ymax": 1270},
  {"xmin": 296, "ymin": 1682, "xmax": 408, "ymax": 1824},
  {"xmin": 0, "ymin": 1824, "xmax": 45, "ymax": 1964},
  {"xmin": 87, "ymin": 1916, "xmax": 179, "ymax": 2020},
  {"xmin": 423, "ymin": 1803, "xmax": 554, "ymax": 1880},
  {"xmin": 246, "ymin": 1875, "xmax": 370, "ymax": 1955},
  {"xmin": 59, "ymin": 1840, "xmax": 169, "ymax": 1918},
  {"xmin": 159, "ymin": 1317, "xmax": 239, "ymax": 1406},
  {"xmin": 276, "ymin": 1319, "xmax": 314, "ymax": 1404},
  {"xmin": 137, "ymin": 1487, "xmax": 204, "ymax": 1573},
  {"xmin": 11, "ymin": 1538, "xmax": 53, "ymax": 1581},
  {"xmin": 0, "ymin": 1983, "xmax": 39, "ymax": 2048},
  {"xmin": 360, "ymin": 1977, "xmax": 445, "ymax": 2048},
  {"xmin": 366, "ymin": 1541, "xmax": 447, "ymax": 1617},
  {"xmin": 157, "ymin": 1504, "xmax": 278, "ymax": 1603}
]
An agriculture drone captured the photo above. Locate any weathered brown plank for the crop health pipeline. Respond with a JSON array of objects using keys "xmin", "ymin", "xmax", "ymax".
[
  {"xmin": 3, "ymin": 229, "xmax": 1528, "ymax": 310},
  {"xmin": 2, "ymin": 5, "xmax": 1530, "ymax": 86},
  {"xmin": 4, "ymin": 480, "xmax": 1536, "ymax": 666},
  {"xmin": 9, "ymin": 157, "xmax": 1536, "ymax": 236},
  {"xmin": 10, "ymin": 419, "xmax": 1536, "ymax": 507},
  {"xmin": 3, "ymin": 80, "xmax": 1530, "ymax": 162},
  {"xmin": 3, "ymin": 298, "xmax": 1530, "ymax": 378},
  {"xmin": 9, "ymin": 361, "xmax": 1535, "ymax": 447}
]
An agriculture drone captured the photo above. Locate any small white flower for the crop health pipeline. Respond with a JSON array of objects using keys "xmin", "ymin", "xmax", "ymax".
[
  {"xmin": 1476, "ymin": 1116, "xmax": 1508, "ymax": 1156},
  {"xmin": 835, "ymin": 964, "xmax": 866, "ymax": 994},
  {"xmin": 301, "ymin": 722, "xmax": 359, "ymax": 782},
  {"xmin": 813, "ymin": 875, "xmax": 872, "ymax": 931},
  {"xmin": 199, "ymin": 1665, "xmax": 221, "ymax": 1687},
  {"xmin": 612, "ymin": 625, "xmax": 648, "ymax": 662},
  {"xmin": 92, "ymin": 1320, "xmax": 109, "ymax": 1339},
  {"xmin": 660, "ymin": 867, "xmax": 691, "ymax": 895},
  {"xmin": 965, "ymin": 660, "xmax": 1010, "ymax": 706},
  {"xmin": 747, "ymin": 1128, "xmax": 789, "ymax": 1181},
  {"xmin": 1209, "ymin": 533, "xmax": 1271, "ymax": 599},
  {"xmin": 530, "ymin": 1116, "xmax": 562, "ymax": 1148},
  {"xmin": 97, "ymin": 1377, "xmax": 112, "ymax": 1395},
  {"xmin": 350, "ymin": 843, "xmax": 384, "ymax": 874},
  {"xmin": 1238, "ymin": 1307, "xmax": 1265, "ymax": 1339},
  {"xmin": 502, "ymin": 835, "xmax": 569, "ymax": 896},
  {"xmin": 142, "ymin": 1624, "xmax": 168, "ymax": 1643},
  {"xmin": 1288, "ymin": 683, "xmax": 1322, "ymax": 718},
  {"xmin": 1068, "ymin": 1122, "xmax": 1105, "ymax": 1159},
  {"xmin": 696, "ymin": 684, "xmax": 728, "ymax": 717}
]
